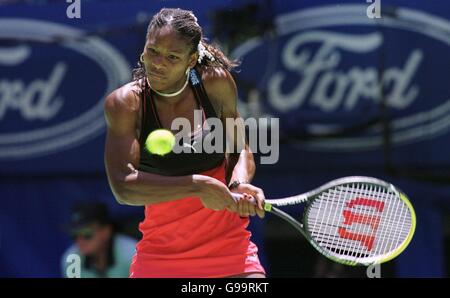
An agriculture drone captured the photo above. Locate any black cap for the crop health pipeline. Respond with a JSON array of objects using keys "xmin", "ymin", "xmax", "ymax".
[{"xmin": 68, "ymin": 202, "xmax": 111, "ymax": 231}]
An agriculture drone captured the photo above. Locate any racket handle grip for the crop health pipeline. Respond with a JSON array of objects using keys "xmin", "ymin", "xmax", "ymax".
[
  {"xmin": 231, "ymin": 193, "xmax": 272, "ymax": 212},
  {"xmin": 231, "ymin": 193, "xmax": 256, "ymax": 205}
]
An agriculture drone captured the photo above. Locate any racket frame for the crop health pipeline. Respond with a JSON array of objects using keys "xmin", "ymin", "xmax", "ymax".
[{"xmin": 264, "ymin": 176, "xmax": 416, "ymax": 266}]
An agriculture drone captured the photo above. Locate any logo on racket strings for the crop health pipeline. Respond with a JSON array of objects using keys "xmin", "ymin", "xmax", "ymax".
[{"xmin": 338, "ymin": 197, "xmax": 385, "ymax": 251}]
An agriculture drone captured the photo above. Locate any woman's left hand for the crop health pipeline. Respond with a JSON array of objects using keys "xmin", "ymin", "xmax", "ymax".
[{"xmin": 229, "ymin": 183, "xmax": 265, "ymax": 218}]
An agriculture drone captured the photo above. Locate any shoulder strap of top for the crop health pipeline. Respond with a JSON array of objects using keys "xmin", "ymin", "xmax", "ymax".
[
  {"xmin": 139, "ymin": 79, "xmax": 159, "ymax": 144},
  {"xmin": 189, "ymin": 68, "xmax": 219, "ymax": 119}
]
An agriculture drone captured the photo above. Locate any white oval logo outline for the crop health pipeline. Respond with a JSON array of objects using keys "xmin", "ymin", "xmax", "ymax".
[
  {"xmin": 233, "ymin": 5, "xmax": 450, "ymax": 151},
  {"xmin": 0, "ymin": 18, "xmax": 130, "ymax": 159}
]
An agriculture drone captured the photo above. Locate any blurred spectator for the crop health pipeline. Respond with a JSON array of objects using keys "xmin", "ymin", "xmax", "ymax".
[
  {"xmin": 61, "ymin": 202, "xmax": 137, "ymax": 278},
  {"xmin": 313, "ymin": 257, "xmax": 347, "ymax": 278}
]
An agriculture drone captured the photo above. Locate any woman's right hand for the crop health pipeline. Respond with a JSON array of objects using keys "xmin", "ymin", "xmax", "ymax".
[{"xmin": 194, "ymin": 175, "xmax": 238, "ymax": 212}]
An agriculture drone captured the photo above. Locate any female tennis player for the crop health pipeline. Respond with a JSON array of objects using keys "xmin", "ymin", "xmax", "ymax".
[{"xmin": 104, "ymin": 8, "xmax": 266, "ymax": 278}]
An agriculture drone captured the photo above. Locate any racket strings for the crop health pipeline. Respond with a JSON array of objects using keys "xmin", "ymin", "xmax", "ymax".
[
  {"xmin": 355, "ymin": 184, "xmax": 383, "ymax": 260},
  {"xmin": 321, "ymin": 187, "xmax": 412, "ymax": 229},
  {"xmin": 342, "ymin": 183, "xmax": 365, "ymax": 259},
  {"xmin": 329, "ymin": 181, "xmax": 348, "ymax": 257},
  {"xmin": 309, "ymin": 222, "xmax": 411, "ymax": 258},
  {"xmin": 326, "ymin": 194, "xmax": 408, "ymax": 247},
  {"xmin": 266, "ymin": 194, "xmax": 308, "ymax": 206},
  {"xmin": 310, "ymin": 228, "xmax": 372, "ymax": 256},
  {"xmin": 379, "ymin": 189, "xmax": 410, "ymax": 257},
  {"xmin": 334, "ymin": 185, "xmax": 412, "ymax": 251},
  {"xmin": 307, "ymin": 183, "xmax": 412, "ymax": 261},
  {"xmin": 310, "ymin": 191, "xmax": 411, "ymax": 241},
  {"xmin": 309, "ymin": 184, "xmax": 380, "ymax": 258},
  {"xmin": 306, "ymin": 219, "xmax": 410, "ymax": 247}
]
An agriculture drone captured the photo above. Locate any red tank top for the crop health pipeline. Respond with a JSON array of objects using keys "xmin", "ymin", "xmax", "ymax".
[{"xmin": 129, "ymin": 161, "xmax": 265, "ymax": 278}]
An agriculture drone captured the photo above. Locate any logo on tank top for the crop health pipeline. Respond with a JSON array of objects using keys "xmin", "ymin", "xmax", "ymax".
[{"xmin": 189, "ymin": 69, "xmax": 200, "ymax": 85}]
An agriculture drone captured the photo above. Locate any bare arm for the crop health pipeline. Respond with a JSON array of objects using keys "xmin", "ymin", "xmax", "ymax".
[
  {"xmin": 225, "ymin": 134, "xmax": 255, "ymax": 185},
  {"xmin": 103, "ymin": 86, "xmax": 236, "ymax": 210},
  {"xmin": 224, "ymin": 110, "xmax": 255, "ymax": 184},
  {"xmin": 204, "ymin": 69, "xmax": 265, "ymax": 217}
]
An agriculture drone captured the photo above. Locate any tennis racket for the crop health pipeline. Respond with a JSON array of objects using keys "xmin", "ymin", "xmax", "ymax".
[{"xmin": 234, "ymin": 176, "xmax": 416, "ymax": 266}]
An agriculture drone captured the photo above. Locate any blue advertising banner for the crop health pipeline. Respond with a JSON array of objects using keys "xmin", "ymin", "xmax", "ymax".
[{"xmin": 233, "ymin": 1, "xmax": 450, "ymax": 172}]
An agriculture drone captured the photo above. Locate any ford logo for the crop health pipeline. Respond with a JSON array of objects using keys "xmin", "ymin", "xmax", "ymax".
[
  {"xmin": 0, "ymin": 18, "xmax": 130, "ymax": 159},
  {"xmin": 233, "ymin": 5, "xmax": 450, "ymax": 151}
]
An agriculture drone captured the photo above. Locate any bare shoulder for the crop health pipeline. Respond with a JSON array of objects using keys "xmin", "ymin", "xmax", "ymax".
[
  {"xmin": 104, "ymin": 80, "xmax": 143, "ymax": 133},
  {"xmin": 104, "ymin": 81, "xmax": 142, "ymax": 115},
  {"xmin": 200, "ymin": 66, "xmax": 237, "ymax": 96},
  {"xmin": 198, "ymin": 66, "xmax": 238, "ymax": 115}
]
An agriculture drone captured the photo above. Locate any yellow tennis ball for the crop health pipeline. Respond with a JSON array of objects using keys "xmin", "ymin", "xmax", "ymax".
[{"xmin": 145, "ymin": 129, "xmax": 175, "ymax": 156}]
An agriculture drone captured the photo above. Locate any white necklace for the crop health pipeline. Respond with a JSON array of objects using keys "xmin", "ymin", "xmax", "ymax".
[{"xmin": 147, "ymin": 71, "xmax": 190, "ymax": 97}]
